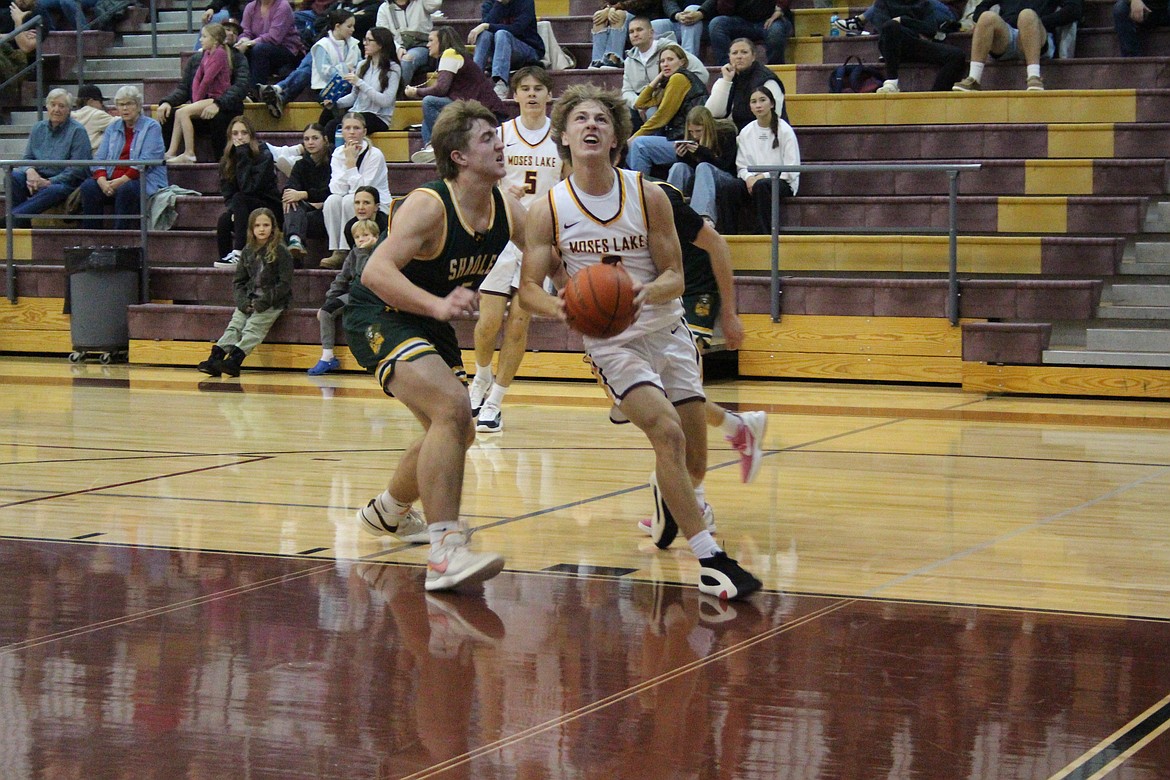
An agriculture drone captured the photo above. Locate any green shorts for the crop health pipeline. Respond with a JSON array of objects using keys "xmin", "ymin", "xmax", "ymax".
[
  {"xmin": 682, "ymin": 293, "xmax": 720, "ymax": 352},
  {"xmin": 343, "ymin": 305, "xmax": 466, "ymax": 395}
]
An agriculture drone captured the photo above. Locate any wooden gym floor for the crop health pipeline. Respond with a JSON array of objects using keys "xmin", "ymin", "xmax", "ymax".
[{"xmin": 2, "ymin": 355, "xmax": 1170, "ymax": 778}]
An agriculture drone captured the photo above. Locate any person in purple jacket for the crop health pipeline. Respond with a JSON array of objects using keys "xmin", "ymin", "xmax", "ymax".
[
  {"xmin": 467, "ymin": 0, "xmax": 545, "ymax": 99},
  {"xmin": 235, "ymin": 0, "xmax": 307, "ymax": 91}
]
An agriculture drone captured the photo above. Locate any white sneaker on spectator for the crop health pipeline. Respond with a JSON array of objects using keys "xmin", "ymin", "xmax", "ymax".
[
  {"xmin": 876, "ymin": 80, "xmax": 901, "ymax": 94},
  {"xmin": 213, "ymin": 250, "xmax": 240, "ymax": 268},
  {"xmin": 411, "ymin": 145, "xmax": 436, "ymax": 164},
  {"xmin": 493, "ymin": 80, "xmax": 509, "ymax": 100}
]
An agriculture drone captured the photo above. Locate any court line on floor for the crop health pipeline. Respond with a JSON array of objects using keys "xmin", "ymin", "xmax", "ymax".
[
  {"xmin": 1050, "ymin": 693, "xmax": 1170, "ymax": 780},
  {"xmin": 0, "ymin": 456, "xmax": 273, "ymax": 510}
]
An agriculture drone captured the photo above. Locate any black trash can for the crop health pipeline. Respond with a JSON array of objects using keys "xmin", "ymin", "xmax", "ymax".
[{"xmin": 63, "ymin": 246, "xmax": 142, "ymax": 364}]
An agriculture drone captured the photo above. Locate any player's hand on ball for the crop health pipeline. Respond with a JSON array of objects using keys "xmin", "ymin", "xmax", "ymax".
[{"xmin": 631, "ymin": 281, "xmax": 647, "ymax": 317}]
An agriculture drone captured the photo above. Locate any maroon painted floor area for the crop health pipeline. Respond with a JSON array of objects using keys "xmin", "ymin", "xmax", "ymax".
[{"xmin": 3, "ymin": 539, "xmax": 1170, "ymax": 779}]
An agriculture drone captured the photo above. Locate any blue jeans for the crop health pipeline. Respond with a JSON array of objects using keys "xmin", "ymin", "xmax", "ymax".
[
  {"xmin": 1113, "ymin": 0, "xmax": 1170, "ymax": 55},
  {"xmin": 666, "ymin": 162, "xmax": 694, "ymax": 195},
  {"xmin": 421, "ymin": 95, "xmax": 452, "ymax": 144},
  {"xmin": 194, "ymin": 8, "xmax": 231, "ymax": 49},
  {"xmin": 277, "ymin": 52, "xmax": 313, "ymax": 98},
  {"xmin": 9, "ymin": 171, "xmax": 75, "ymax": 227},
  {"xmin": 473, "ymin": 29, "xmax": 540, "ymax": 81},
  {"xmin": 674, "ymin": 6, "xmax": 703, "ymax": 57},
  {"xmin": 708, "ymin": 14, "xmax": 793, "ymax": 64},
  {"xmin": 36, "ymin": 0, "xmax": 84, "ymax": 31},
  {"xmin": 399, "ymin": 45, "xmax": 430, "ymax": 85},
  {"xmin": 626, "ymin": 135, "xmax": 680, "ymax": 174},
  {"xmin": 689, "ymin": 162, "xmax": 739, "ymax": 222},
  {"xmin": 79, "ymin": 177, "xmax": 143, "ymax": 230}
]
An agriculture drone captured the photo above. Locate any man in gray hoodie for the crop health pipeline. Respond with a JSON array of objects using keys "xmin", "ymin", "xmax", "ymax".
[{"xmin": 621, "ymin": 16, "xmax": 710, "ymax": 128}]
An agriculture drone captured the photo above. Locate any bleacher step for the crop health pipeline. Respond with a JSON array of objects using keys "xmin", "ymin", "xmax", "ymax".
[
  {"xmin": 1085, "ymin": 327, "xmax": 1170, "ymax": 352},
  {"xmin": 1095, "ymin": 303, "xmax": 1170, "ymax": 319},
  {"xmin": 1043, "ymin": 347, "xmax": 1170, "ymax": 368},
  {"xmin": 1101, "ymin": 282, "xmax": 1170, "ymax": 307}
]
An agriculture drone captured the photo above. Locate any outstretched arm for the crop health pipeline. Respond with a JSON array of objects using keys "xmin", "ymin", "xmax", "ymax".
[{"xmin": 519, "ymin": 195, "xmax": 566, "ymax": 321}]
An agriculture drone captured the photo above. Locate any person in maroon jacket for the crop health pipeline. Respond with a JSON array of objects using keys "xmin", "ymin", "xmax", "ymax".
[{"xmin": 404, "ymin": 27, "xmax": 507, "ymax": 164}]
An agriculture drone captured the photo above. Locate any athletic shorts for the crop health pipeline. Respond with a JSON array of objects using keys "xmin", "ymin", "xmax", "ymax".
[
  {"xmin": 993, "ymin": 25, "xmax": 1054, "ymax": 60},
  {"xmin": 342, "ymin": 306, "xmax": 466, "ymax": 396},
  {"xmin": 586, "ymin": 318, "xmax": 705, "ymax": 424},
  {"xmin": 479, "ymin": 240, "xmax": 522, "ymax": 297},
  {"xmin": 683, "ymin": 292, "xmax": 720, "ymax": 352}
]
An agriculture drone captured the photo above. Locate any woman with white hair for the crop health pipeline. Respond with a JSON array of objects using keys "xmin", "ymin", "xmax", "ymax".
[
  {"xmin": 78, "ymin": 86, "xmax": 168, "ymax": 230},
  {"xmin": 9, "ymin": 88, "xmax": 91, "ymax": 226}
]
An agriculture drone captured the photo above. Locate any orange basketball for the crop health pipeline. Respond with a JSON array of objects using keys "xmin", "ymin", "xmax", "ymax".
[{"xmin": 562, "ymin": 261, "xmax": 638, "ymax": 339}]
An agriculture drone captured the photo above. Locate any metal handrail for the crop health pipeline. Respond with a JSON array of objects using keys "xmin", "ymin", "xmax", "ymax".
[
  {"xmin": 4, "ymin": 157, "xmax": 165, "ymax": 305},
  {"xmin": 71, "ymin": 0, "xmax": 158, "ymax": 90},
  {"xmin": 0, "ymin": 16, "xmax": 45, "ymax": 121},
  {"xmin": 748, "ymin": 162, "xmax": 982, "ymax": 327}
]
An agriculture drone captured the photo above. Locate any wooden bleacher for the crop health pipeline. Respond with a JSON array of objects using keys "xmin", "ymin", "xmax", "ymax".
[{"xmin": 4, "ymin": 0, "xmax": 1170, "ymax": 397}]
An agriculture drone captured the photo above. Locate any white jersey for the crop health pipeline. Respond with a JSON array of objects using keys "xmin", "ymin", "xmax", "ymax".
[
  {"xmin": 499, "ymin": 117, "xmax": 561, "ymax": 209},
  {"xmin": 549, "ymin": 167, "xmax": 684, "ymax": 348}
]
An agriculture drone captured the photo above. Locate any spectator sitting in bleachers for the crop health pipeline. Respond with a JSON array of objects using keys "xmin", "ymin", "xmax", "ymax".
[
  {"xmin": 261, "ymin": 50, "xmax": 311, "ymax": 119},
  {"xmin": 1114, "ymin": 0, "xmax": 1169, "ymax": 54},
  {"xmin": 155, "ymin": 29, "xmax": 250, "ymax": 160},
  {"xmin": 321, "ymin": 111, "xmax": 390, "ymax": 269},
  {"xmin": 468, "ymin": 0, "xmax": 544, "ymax": 100},
  {"xmin": 873, "ymin": 0, "xmax": 965, "ymax": 92},
  {"xmin": 663, "ymin": 105, "xmax": 736, "ymax": 201},
  {"xmin": 71, "ymin": 84, "xmax": 115, "ymax": 153},
  {"xmin": 691, "ymin": 0, "xmax": 792, "ymax": 65},
  {"xmin": 214, "ymin": 115, "xmax": 283, "ymax": 268},
  {"xmin": 705, "ymin": 37, "xmax": 786, "ymax": 129},
  {"xmin": 197, "ymin": 207, "xmax": 294, "ymax": 378},
  {"xmin": 9, "ymin": 88, "xmax": 91, "ymax": 227},
  {"xmin": 832, "ymin": 0, "xmax": 955, "ymax": 35},
  {"xmin": 165, "ymin": 23, "xmax": 234, "ymax": 164},
  {"xmin": 589, "ymin": 2, "xmax": 632, "ymax": 69},
  {"xmin": 342, "ymin": 184, "xmax": 388, "ymax": 246},
  {"xmin": 307, "ymin": 216, "xmax": 381, "ymax": 375},
  {"xmin": 622, "ymin": 16, "xmax": 710, "ymax": 129},
  {"xmin": 79, "ymin": 86, "xmax": 168, "ymax": 230},
  {"xmin": 406, "ymin": 26, "xmax": 507, "ymax": 163},
  {"xmin": 693, "ymin": 85, "xmax": 797, "ymax": 233},
  {"xmin": 376, "ymin": 0, "xmax": 440, "ymax": 87},
  {"xmin": 0, "ymin": 25, "xmax": 37, "ymax": 102},
  {"xmin": 281, "ymin": 122, "xmax": 332, "ymax": 261},
  {"xmin": 953, "ymin": 0, "xmax": 1082, "ymax": 91},
  {"xmin": 9, "ymin": 0, "xmax": 85, "ymax": 32},
  {"xmin": 195, "ymin": 0, "xmax": 243, "ymax": 47},
  {"xmin": 236, "ymin": 0, "xmax": 307, "ymax": 92},
  {"xmin": 626, "ymin": 44, "xmax": 710, "ymax": 171},
  {"xmin": 311, "ymin": 9, "xmax": 362, "ymax": 126},
  {"xmin": 329, "ymin": 26, "xmax": 401, "ymax": 136}
]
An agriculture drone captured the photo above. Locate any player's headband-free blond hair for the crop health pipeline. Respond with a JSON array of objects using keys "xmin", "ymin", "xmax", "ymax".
[{"xmin": 550, "ymin": 85, "xmax": 631, "ymax": 166}]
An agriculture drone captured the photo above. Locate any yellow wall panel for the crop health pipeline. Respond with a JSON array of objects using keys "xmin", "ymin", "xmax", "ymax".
[
  {"xmin": 741, "ymin": 314, "xmax": 965, "ymax": 357},
  {"xmin": 369, "ymin": 133, "xmax": 413, "ymax": 162},
  {"xmin": 1025, "ymin": 160, "xmax": 1094, "ymax": 195},
  {"xmin": 786, "ymin": 37, "xmax": 824, "ymax": 65},
  {"xmin": 1048, "ymin": 124, "xmax": 1115, "ymax": 158},
  {"xmin": 946, "ymin": 94, "xmax": 1011, "ymax": 124},
  {"xmin": 997, "ymin": 197, "xmax": 1068, "ymax": 234},
  {"xmin": 0, "ymin": 298, "xmax": 68, "ymax": 332},
  {"xmin": 959, "ymin": 236, "xmax": 1042, "ymax": 274},
  {"xmin": 740, "ymin": 350, "xmax": 963, "ymax": 383},
  {"xmin": 535, "ymin": 0, "xmax": 569, "ymax": 15},
  {"xmin": 0, "ymin": 230, "xmax": 33, "ymax": 261},
  {"xmin": 1, "ymin": 328, "xmax": 73, "ymax": 353},
  {"xmin": 962, "ymin": 363, "xmax": 1170, "ymax": 398},
  {"xmin": 767, "ymin": 64, "xmax": 798, "ymax": 94}
]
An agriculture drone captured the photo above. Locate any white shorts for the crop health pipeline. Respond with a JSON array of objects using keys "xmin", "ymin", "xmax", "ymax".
[
  {"xmin": 587, "ymin": 319, "xmax": 705, "ymax": 424},
  {"xmin": 479, "ymin": 240, "xmax": 521, "ymax": 297}
]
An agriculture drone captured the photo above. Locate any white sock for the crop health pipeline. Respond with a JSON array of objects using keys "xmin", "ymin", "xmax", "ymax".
[
  {"xmin": 387, "ymin": 491, "xmax": 412, "ymax": 515},
  {"xmin": 884, "ymin": 78, "xmax": 899, "ymax": 88},
  {"xmin": 486, "ymin": 383, "xmax": 507, "ymax": 407},
  {"xmin": 321, "ymin": 349, "xmax": 334, "ymax": 361},
  {"xmin": 969, "ymin": 62, "xmax": 984, "ymax": 82},
  {"xmin": 688, "ymin": 530, "xmax": 722, "ymax": 560},
  {"xmin": 718, "ymin": 411, "xmax": 741, "ymax": 437},
  {"xmin": 428, "ymin": 520, "xmax": 459, "ymax": 546},
  {"xmin": 473, "ymin": 363, "xmax": 493, "ymax": 387},
  {"xmin": 1026, "ymin": 64, "xmax": 1041, "ymax": 78}
]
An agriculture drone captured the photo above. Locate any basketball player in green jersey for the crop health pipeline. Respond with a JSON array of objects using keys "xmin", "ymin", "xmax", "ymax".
[{"xmin": 344, "ymin": 100, "xmax": 526, "ymax": 592}]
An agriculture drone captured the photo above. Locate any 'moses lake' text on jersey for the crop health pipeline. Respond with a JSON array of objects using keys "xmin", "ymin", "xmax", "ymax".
[
  {"xmin": 548, "ymin": 168, "xmax": 684, "ymax": 347},
  {"xmin": 500, "ymin": 117, "xmax": 561, "ymax": 209},
  {"xmin": 348, "ymin": 179, "xmax": 513, "ymax": 311}
]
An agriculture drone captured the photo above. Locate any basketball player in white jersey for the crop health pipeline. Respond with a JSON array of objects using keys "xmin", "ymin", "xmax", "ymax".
[
  {"xmin": 519, "ymin": 84, "xmax": 762, "ymax": 601},
  {"xmin": 468, "ymin": 66, "xmax": 563, "ymax": 434}
]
